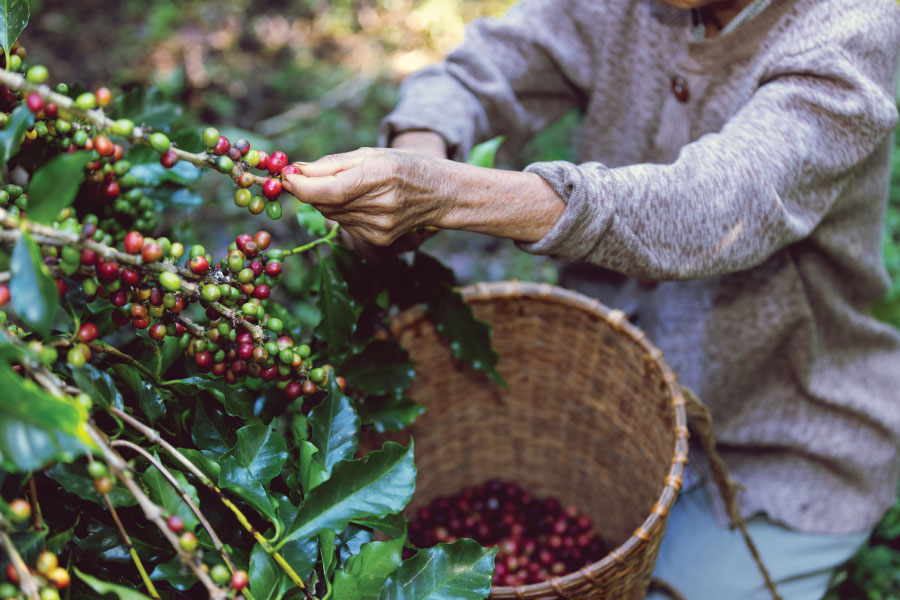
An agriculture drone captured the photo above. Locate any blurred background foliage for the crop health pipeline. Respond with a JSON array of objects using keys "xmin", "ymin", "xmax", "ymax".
[{"xmin": 17, "ymin": 0, "xmax": 900, "ymax": 597}]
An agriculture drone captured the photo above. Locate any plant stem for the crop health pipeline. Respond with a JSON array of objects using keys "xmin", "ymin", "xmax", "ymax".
[
  {"xmin": 109, "ymin": 407, "xmax": 311, "ymax": 593},
  {"xmin": 109, "ymin": 439, "xmax": 236, "ymax": 573},
  {"xmin": 283, "ymin": 223, "xmax": 340, "ymax": 256},
  {"xmin": 86, "ymin": 425, "xmax": 228, "ymax": 600},
  {"xmin": 26, "ymin": 477, "xmax": 43, "ymax": 532},
  {"xmin": 0, "ymin": 517, "xmax": 41, "ymax": 600},
  {"xmin": 0, "ymin": 68, "xmax": 272, "ymax": 189},
  {"xmin": 96, "ymin": 473, "xmax": 161, "ymax": 599}
]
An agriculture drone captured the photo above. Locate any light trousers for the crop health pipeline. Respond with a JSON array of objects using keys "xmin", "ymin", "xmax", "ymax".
[{"xmin": 646, "ymin": 486, "xmax": 870, "ymax": 600}]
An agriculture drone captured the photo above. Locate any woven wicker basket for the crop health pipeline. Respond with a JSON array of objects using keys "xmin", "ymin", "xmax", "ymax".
[{"xmin": 382, "ymin": 281, "xmax": 689, "ymax": 599}]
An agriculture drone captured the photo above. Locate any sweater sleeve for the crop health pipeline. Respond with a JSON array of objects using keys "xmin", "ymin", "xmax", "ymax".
[
  {"xmin": 517, "ymin": 45, "xmax": 900, "ymax": 280},
  {"xmin": 378, "ymin": 0, "xmax": 595, "ymax": 160}
]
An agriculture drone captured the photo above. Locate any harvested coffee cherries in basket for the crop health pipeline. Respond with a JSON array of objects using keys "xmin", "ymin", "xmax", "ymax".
[{"xmin": 408, "ymin": 479, "xmax": 612, "ymax": 587}]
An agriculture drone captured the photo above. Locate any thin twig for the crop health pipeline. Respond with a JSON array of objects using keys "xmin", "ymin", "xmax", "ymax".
[
  {"xmin": 86, "ymin": 425, "xmax": 227, "ymax": 600},
  {"xmin": 26, "ymin": 477, "xmax": 43, "ymax": 532},
  {"xmin": 0, "ymin": 520, "xmax": 41, "ymax": 600},
  {"xmin": 284, "ymin": 223, "xmax": 340, "ymax": 256},
  {"xmin": 95, "ymin": 467, "xmax": 161, "ymax": 599},
  {"xmin": 109, "ymin": 407, "xmax": 311, "ymax": 592},
  {"xmin": 0, "ymin": 68, "xmax": 271, "ymax": 188},
  {"xmin": 110, "ymin": 439, "xmax": 236, "ymax": 572}
]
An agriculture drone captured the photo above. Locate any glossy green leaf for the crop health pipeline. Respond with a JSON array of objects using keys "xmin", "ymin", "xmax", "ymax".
[
  {"xmin": 278, "ymin": 535, "xmax": 318, "ymax": 585},
  {"xmin": 351, "ymin": 513, "xmax": 407, "ymax": 539},
  {"xmin": 0, "ymin": 362, "xmax": 94, "ymax": 472},
  {"xmin": 320, "ymin": 530, "xmax": 337, "ymax": 578},
  {"xmin": 297, "ymin": 203, "xmax": 328, "ymax": 236},
  {"xmin": 74, "ymin": 567, "xmax": 154, "ymax": 600},
  {"xmin": 0, "ymin": 0, "xmax": 28, "ymax": 79},
  {"xmin": 142, "ymin": 462, "xmax": 201, "ymax": 532},
  {"xmin": 357, "ymin": 396, "xmax": 426, "ymax": 433},
  {"xmin": 26, "ymin": 151, "xmax": 91, "ymax": 223},
  {"xmin": 338, "ymin": 526, "xmax": 374, "ymax": 563},
  {"xmin": 45, "ymin": 463, "xmax": 137, "ymax": 508},
  {"xmin": 466, "ymin": 136, "xmax": 505, "ymax": 169},
  {"xmin": 342, "ymin": 340, "xmax": 415, "ymax": 397},
  {"xmin": 168, "ymin": 376, "xmax": 253, "ymax": 418},
  {"xmin": 315, "ymin": 253, "xmax": 361, "ymax": 351},
  {"xmin": 0, "ymin": 105, "xmax": 33, "ymax": 165},
  {"xmin": 334, "ymin": 535, "xmax": 406, "ymax": 600},
  {"xmin": 378, "ymin": 540, "xmax": 497, "ymax": 600},
  {"xmin": 148, "ymin": 555, "xmax": 199, "ymax": 591},
  {"xmin": 71, "ymin": 363, "xmax": 123, "ymax": 410},
  {"xmin": 178, "ymin": 448, "xmax": 221, "ymax": 482},
  {"xmin": 10, "ymin": 231, "xmax": 58, "ymax": 339},
  {"xmin": 413, "ymin": 252, "xmax": 505, "ymax": 387},
  {"xmin": 278, "ymin": 441, "xmax": 416, "ymax": 548},
  {"xmin": 111, "ymin": 87, "xmax": 182, "ymax": 132},
  {"xmin": 249, "ymin": 542, "xmax": 283, "ymax": 600},
  {"xmin": 222, "ymin": 421, "xmax": 288, "ymax": 485},
  {"xmin": 218, "ymin": 421, "xmax": 287, "ymax": 526},
  {"xmin": 309, "ymin": 376, "xmax": 360, "ymax": 479},
  {"xmin": 191, "ymin": 401, "xmax": 236, "ymax": 454},
  {"xmin": 299, "ymin": 441, "xmax": 329, "ymax": 493},
  {"xmin": 138, "ymin": 382, "xmax": 167, "ymax": 424},
  {"xmin": 73, "ymin": 518, "xmax": 168, "ymax": 565}
]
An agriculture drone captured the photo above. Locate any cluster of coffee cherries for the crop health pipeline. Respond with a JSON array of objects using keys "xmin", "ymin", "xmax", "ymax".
[
  {"xmin": 8, "ymin": 64, "xmax": 159, "ymax": 236},
  {"xmin": 18, "ymin": 206, "xmax": 340, "ymax": 399},
  {"xmin": 192, "ymin": 126, "xmax": 295, "ymax": 221},
  {"xmin": 408, "ymin": 480, "xmax": 610, "ymax": 588},
  {"xmin": 162, "ymin": 511, "xmax": 249, "ymax": 597},
  {"xmin": 1, "ymin": 500, "xmax": 71, "ymax": 600}
]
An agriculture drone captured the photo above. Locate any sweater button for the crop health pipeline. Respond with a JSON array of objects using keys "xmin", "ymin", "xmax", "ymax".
[{"xmin": 671, "ymin": 75, "xmax": 689, "ymax": 102}]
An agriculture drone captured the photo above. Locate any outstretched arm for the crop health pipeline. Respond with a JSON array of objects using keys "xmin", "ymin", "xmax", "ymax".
[{"xmin": 281, "ymin": 148, "xmax": 565, "ymax": 246}]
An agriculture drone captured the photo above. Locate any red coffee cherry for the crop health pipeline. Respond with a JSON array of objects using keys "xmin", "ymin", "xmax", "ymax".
[
  {"xmin": 93, "ymin": 135, "xmax": 114, "ymax": 157},
  {"xmin": 160, "ymin": 150, "xmax": 179, "ymax": 168},
  {"xmin": 103, "ymin": 179, "xmax": 120, "ymax": 198},
  {"xmin": 166, "ymin": 514, "xmax": 184, "ymax": 533},
  {"xmin": 97, "ymin": 261, "xmax": 120, "ymax": 283},
  {"xmin": 95, "ymin": 87, "xmax": 112, "ymax": 107},
  {"xmin": 78, "ymin": 322, "xmax": 99, "ymax": 344},
  {"xmin": 267, "ymin": 151, "xmax": 287, "ymax": 175},
  {"xmin": 25, "ymin": 92, "xmax": 43, "ymax": 113},
  {"xmin": 190, "ymin": 255, "xmax": 209, "ymax": 274},
  {"xmin": 124, "ymin": 231, "xmax": 144, "ymax": 254},
  {"xmin": 262, "ymin": 178, "xmax": 282, "ymax": 200},
  {"xmin": 149, "ymin": 323, "xmax": 167, "ymax": 340},
  {"xmin": 121, "ymin": 268, "xmax": 140, "ymax": 287},
  {"xmin": 141, "ymin": 242, "xmax": 163, "ymax": 263},
  {"xmin": 213, "ymin": 136, "xmax": 231, "ymax": 156},
  {"xmin": 231, "ymin": 570, "xmax": 249, "ymax": 591},
  {"xmin": 0, "ymin": 284, "xmax": 9, "ymax": 306},
  {"xmin": 80, "ymin": 248, "xmax": 99, "ymax": 266}
]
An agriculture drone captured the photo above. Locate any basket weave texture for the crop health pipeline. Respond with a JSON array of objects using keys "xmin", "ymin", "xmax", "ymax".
[{"xmin": 385, "ymin": 281, "xmax": 689, "ymax": 599}]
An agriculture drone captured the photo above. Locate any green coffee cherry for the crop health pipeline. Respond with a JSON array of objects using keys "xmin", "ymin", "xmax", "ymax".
[
  {"xmin": 266, "ymin": 200, "xmax": 282, "ymax": 220},
  {"xmin": 201, "ymin": 284, "xmax": 221, "ymax": 302},
  {"xmin": 202, "ymin": 127, "xmax": 219, "ymax": 148},
  {"xmin": 26, "ymin": 64, "xmax": 49, "ymax": 84},
  {"xmin": 216, "ymin": 155, "xmax": 234, "ymax": 173},
  {"xmin": 234, "ymin": 188, "xmax": 252, "ymax": 207},
  {"xmin": 149, "ymin": 132, "xmax": 171, "ymax": 154},
  {"xmin": 75, "ymin": 92, "xmax": 97, "ymax": 110},
  {"xmin": 158, "ymin": 271, "xmax": 182, "ymax": 292}
]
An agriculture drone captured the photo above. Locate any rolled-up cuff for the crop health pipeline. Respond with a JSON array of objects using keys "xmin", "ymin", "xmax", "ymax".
[{"xmin": 516, "ymin": 160, "xmax": 616, "ymax": 263}]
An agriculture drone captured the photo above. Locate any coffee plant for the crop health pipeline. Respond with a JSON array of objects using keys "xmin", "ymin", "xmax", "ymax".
[{"xmin": 0, "ymin": 3, "xmax": 509, "ymax": 599}]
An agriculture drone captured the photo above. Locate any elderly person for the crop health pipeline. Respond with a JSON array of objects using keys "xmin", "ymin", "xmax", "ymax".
[{"xmin": 284, "ymin": 0, "xmax": 900, "ymax": 597}]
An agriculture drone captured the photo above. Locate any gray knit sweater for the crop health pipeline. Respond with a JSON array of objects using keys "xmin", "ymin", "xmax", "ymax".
[{"xmin": 381, "ymin": 0, "xmax": 900, "ymax": 534}]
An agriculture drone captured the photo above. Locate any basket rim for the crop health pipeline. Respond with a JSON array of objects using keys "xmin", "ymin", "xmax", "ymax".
[{"xmin": 390, "ymin": 280, "xmax": 689, "ymax": 599}]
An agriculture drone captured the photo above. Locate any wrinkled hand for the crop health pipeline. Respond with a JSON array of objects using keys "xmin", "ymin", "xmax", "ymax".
[{"xmin": 282, "ymin": 147, "xmax": 451, "ymax": 247}]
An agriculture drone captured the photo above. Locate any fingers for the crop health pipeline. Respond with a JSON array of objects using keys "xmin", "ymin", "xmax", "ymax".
[
  {"xmin": 282, "ymin": 166, "xmax": 363, "ymax": 205},
  {"xmin": 296, "ymin": 148, "xmax": 372, "ymax": 177}
]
